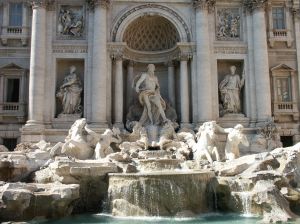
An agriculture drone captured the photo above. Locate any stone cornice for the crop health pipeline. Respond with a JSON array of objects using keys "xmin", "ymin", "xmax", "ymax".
[
  {"xmin": 193, "ymin": 0, "xmax": 216, "ymax": 12},
  {"xmin": 86, "ymin": 0, "xmax": 110, "ymax": 11},
  {"xmin": 243, "ymin": 0, "xmax": 269, "ymax": 13}
]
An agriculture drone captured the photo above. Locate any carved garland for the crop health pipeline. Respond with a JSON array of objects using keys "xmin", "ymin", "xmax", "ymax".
[
  {"xmin": 243, "ymin": 0, "xmax": 269, "ymax": 13},
  {"xmin": 111, "ymin": 4, "xmax": 191, "ymax": 42},
  {"xmin": 193, "ymin": 0, "xmax": 216, "ymax": 12}
]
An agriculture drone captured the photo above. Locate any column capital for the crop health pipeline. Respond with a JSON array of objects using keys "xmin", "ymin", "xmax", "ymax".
[
  {"xmin": 293, "ymin": 8, "xmax": 300, "ymax": 19},
  {"xmin": 28, "ymin": 0, "xmax": 52, "ymax": 9},
  {"xmin": 243, "ymin": 0, "xmax": 269, "ymax": 13},
  {"xmin": 108, "ymin": 42, "xmax": 126, "ymax": 60},
  {"xmin": 87, "ymin": 0, "xmax": 110, "ymax": 10},
  {"xmin": 177, "ymin": 42, "xmax": 195, "ymax": 61},
  {"xmin": 193, "ymin": 0, "xmax": 215, "ymax": 12}
]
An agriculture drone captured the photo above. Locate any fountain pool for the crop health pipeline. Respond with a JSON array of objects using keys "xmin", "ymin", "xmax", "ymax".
[{"xmin": 32, "ymin": 213, "xmax": 260, "ymax": 224}]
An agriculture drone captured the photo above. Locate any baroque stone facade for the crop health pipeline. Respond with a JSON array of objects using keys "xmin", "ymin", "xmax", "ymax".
[{"xmin": 0, "ymin": 0, "xmax": 300, "ymax": 149}]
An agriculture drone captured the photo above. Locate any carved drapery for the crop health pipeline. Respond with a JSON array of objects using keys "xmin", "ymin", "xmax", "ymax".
[
  {"xmin": 193, "ymin": 0, "xmax": 216, "ymax": 12},
  {"xmin": 243, "ymin": 0, "xmax": 269, "ymax": 13}
]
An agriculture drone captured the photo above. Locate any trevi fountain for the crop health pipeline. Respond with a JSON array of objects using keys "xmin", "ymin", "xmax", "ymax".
[
  {"xmin": 1, "ymin": 63, "xmax": 300, "ymax": 223},
  {"xmin": 1, "ymin": 0, "xmax": 300, "ymax": 223}
]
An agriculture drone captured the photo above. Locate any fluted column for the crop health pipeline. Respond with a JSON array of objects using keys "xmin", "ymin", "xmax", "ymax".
[
  {"xmin": 194, "ymin": 0, "xmax": 215, "ymax": 123},
  {"xmin": 244, "ymin": 0, "xmax": 272, "ymax": 123},
  {"xmin": 126, "ymin": 61, "xmax": 134, "ymax": 107},
  {"xmin": 114, "ymin": 56, "xmax": 124, "ymax": 127},
  {"xmin": 180, "ymin": 57, "xmax": 190, "ymax": 124},
  {"xmin": 90, "ymin": 0, "xmax": 110, "ymax": 126},
  {"xmin": 167, "ymin": 61, "xmax": 176, "ymax": 107},
  {"xmin": 26, "ymin": 0, "xmax": 47, "ymax": 127}
]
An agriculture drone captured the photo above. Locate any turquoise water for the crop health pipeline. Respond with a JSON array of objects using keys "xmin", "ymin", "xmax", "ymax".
[{"xmin": 32, "ymin": 213, "xmax": 262, "ymax": 224}]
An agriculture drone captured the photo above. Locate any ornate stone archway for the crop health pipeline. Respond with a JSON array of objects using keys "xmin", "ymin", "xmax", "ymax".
[
  {"xmin": 109, "ymin": 4, "xmax": 194, "ymax": 127},
  {"xmin": 111, "ymin": 4, "xmax": 191, "ymax": 43}
]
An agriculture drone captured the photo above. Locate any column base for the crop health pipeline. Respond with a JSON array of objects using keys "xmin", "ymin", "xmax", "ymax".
[
  {"xmin": 180, "ymin": 122, "xmax": 194, "ymax": 130},
  {"xmin": 21, "ymin": 120, "xmax": 46, "ymax": 143},
  {"xmin": 113, "ymin": 122, "xmax": 124, "ymax": 130},
  {"xmin": 86, "ymin": 122, "xmax": 109, "ymax": 133}
]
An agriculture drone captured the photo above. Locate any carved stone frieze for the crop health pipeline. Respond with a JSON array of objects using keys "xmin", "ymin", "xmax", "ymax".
[
  {"xmin": 214, "ymin": 46, "xmax": 248, "ymax": 54},
  {"xmin": 57, "ymin": 5, "xmax": 85, "ymax": 39},
  {"xmin": 52, "ymin": 45, "xmax": 88, "ymax": 54},
  {"xmin": 216, "ymin": 8, "xmax": 241, "ymax": 41},
  {"xmin": 243, "ymin": 0, "xmax": 269, "ymax": 13},
  {"xmin": 193, "ymin": 0, "xmax": 216, "ymax": 12}
]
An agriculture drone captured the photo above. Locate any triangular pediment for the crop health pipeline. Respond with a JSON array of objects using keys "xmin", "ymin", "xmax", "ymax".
[
  {"xmin": 271, "ymin": 64, "xmax": 296, "ymax": 72},
  {"xmin": 0, "ymin": 63, "xmax": 24, "ymax": 70}
]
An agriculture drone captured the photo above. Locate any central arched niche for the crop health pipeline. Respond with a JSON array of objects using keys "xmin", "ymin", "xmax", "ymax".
[{"xmin": 123, "ymin": 15, "xmax": 180, "ymax": 52}]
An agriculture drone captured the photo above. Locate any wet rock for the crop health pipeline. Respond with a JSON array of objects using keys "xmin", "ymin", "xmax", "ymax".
[
  {"xmin": 0, "ymin": 145, "xmax": 9, "ymax": 152},
  {"xmin": 0, "ymin": 182, "xmax": 79, "ymax": 222}
]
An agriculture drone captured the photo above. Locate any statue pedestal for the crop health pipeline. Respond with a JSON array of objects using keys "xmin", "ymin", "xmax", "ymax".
[
  {"xmin": 218, "ymin": 113, "xmax": 250, "ymax": 128},
  {"xmin": 52, "ymin": 114, "xmax": 82, "ymax": 129}
]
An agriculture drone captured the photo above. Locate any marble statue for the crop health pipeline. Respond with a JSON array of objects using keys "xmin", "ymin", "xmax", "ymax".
[
  {"xmin": 60, "ymin": 118, "xmax": 94, "ymax": 160},
  {"xmin": 193, "ymin": 121, "xmax": 224, "ymax": 164},
  {"xmin": 224, "ymin": 124, "xmax": 249, "ymax": 161},
  {"xmin": 58, "ymin": 8, "xmax": 84, "ymax": 37},
  {"xmin": 56, "ymin": 66, "xmax": 83, "ymax": 115},
  {"xmin": 119, "ymin": 122, "xmax": 148, "ymax": 155},
  {"xmin": 86, "ymin": 127, "xmax": 122, "ymax": 160},
  {"xmin": 252, "ymin": 121, "xmax": 283, "ymax": 151},
  {"xmin": 219, "ymin": 65, "xmax": 245, "ymax": 114},
  {"xmin": 133, "ymin": 64, "xmax": 168, "ymax": 125}
]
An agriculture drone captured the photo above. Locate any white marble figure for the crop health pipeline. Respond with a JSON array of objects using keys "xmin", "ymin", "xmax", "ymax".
[
  {"xmin": 224, "ymin": 124, "xmax": 249, "ymax": 161},
  {"xmin": 56, "ymin": 66, "xmax": 82, "ymax": 115},
  {"xmin": 86, "ymin": 127, "xmax": 122, "ymax": 160},
  {"xmin": 193, "ymin": 121, "xmax": 224, "ymax": 164},
  {"xmin": 60, "ymin": 118, "xmax": 94, "ymax": 160},
  {"xmin": 58, "ymin": 8, "xmax": 83, "ymax": 37},
  {"xmin": 119, "ymin": 122, "xmax": 148, "ymax": 155},
  {"xmin": 134, "ymin": 64, "xmax": 168, "ymax": 125},
  {"xmin": 219, "ymin": 65, "xmax": 245, "ymax": 114}
]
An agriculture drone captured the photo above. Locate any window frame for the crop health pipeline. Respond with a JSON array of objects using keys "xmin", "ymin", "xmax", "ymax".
[
  {"xmin": 3, "ymin": 75, "xmax": 21, "ymax": 103},
  {"xmin": 9, "ymin": 2, "xmax": 23, "ymax": 27},
  {"xmin": 272, "ymin": 6, "xmax": 286, "ymax": 30}
]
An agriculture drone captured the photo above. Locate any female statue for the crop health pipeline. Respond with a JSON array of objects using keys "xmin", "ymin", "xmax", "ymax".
[{"xmin": 56, "ymin": 66, "xmax": 82, "ymax": 115}]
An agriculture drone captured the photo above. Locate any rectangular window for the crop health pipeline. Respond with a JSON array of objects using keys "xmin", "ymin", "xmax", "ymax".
[
  {"xmin": 3, "ymin": 138, "xmax": 17, "ymax": 151},
  {"xmin": 276, "ymin": 78, "xmax": 291, "ymax": 102},
  {"xmin": 9, "ymin": 3, "xmax": 23, "ymax": 26},
  {"xmin": 6, "ymin": 78, "xmax": 20, "ymax": 102},
  {"xmin": 272, "ymin": 7, "xmax": 285, "ymax": 30}
]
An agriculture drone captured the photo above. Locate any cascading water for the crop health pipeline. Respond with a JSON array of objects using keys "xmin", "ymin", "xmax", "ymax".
[
  {"xmin": 240, "ymin": 192, "xmax": 253, "ymax": 217},
  {"xmin": 107, "ymin": 171, "xmax": 217, "ymax": 217}
]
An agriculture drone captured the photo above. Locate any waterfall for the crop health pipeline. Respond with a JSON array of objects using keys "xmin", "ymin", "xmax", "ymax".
[
  {"xmin": 240, "ymin": 192, "xmax": 252, "ymax": 217},
  {"xmin": 107, "ymin": 171, "xmax": 216, "ymax": 217}
]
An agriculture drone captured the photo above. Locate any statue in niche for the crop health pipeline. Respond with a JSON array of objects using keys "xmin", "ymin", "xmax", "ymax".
[
  {"xmin": 133, "ymin": 64, "xmax": 168, "ymax": 126},
  {"xmin": 56, "ymin": 66, "xmax": 82, "ymax": 115},
  {"xmin": 219, "ymin": 65, "xmax": 245, "ymax": 115},
  {"xmin": 224, "ymin": 124, "xmax": 249, "ymax": 161},
  {"xmin": 58, "ymin": 7, "xmax": 84, "ymax": 37}
]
